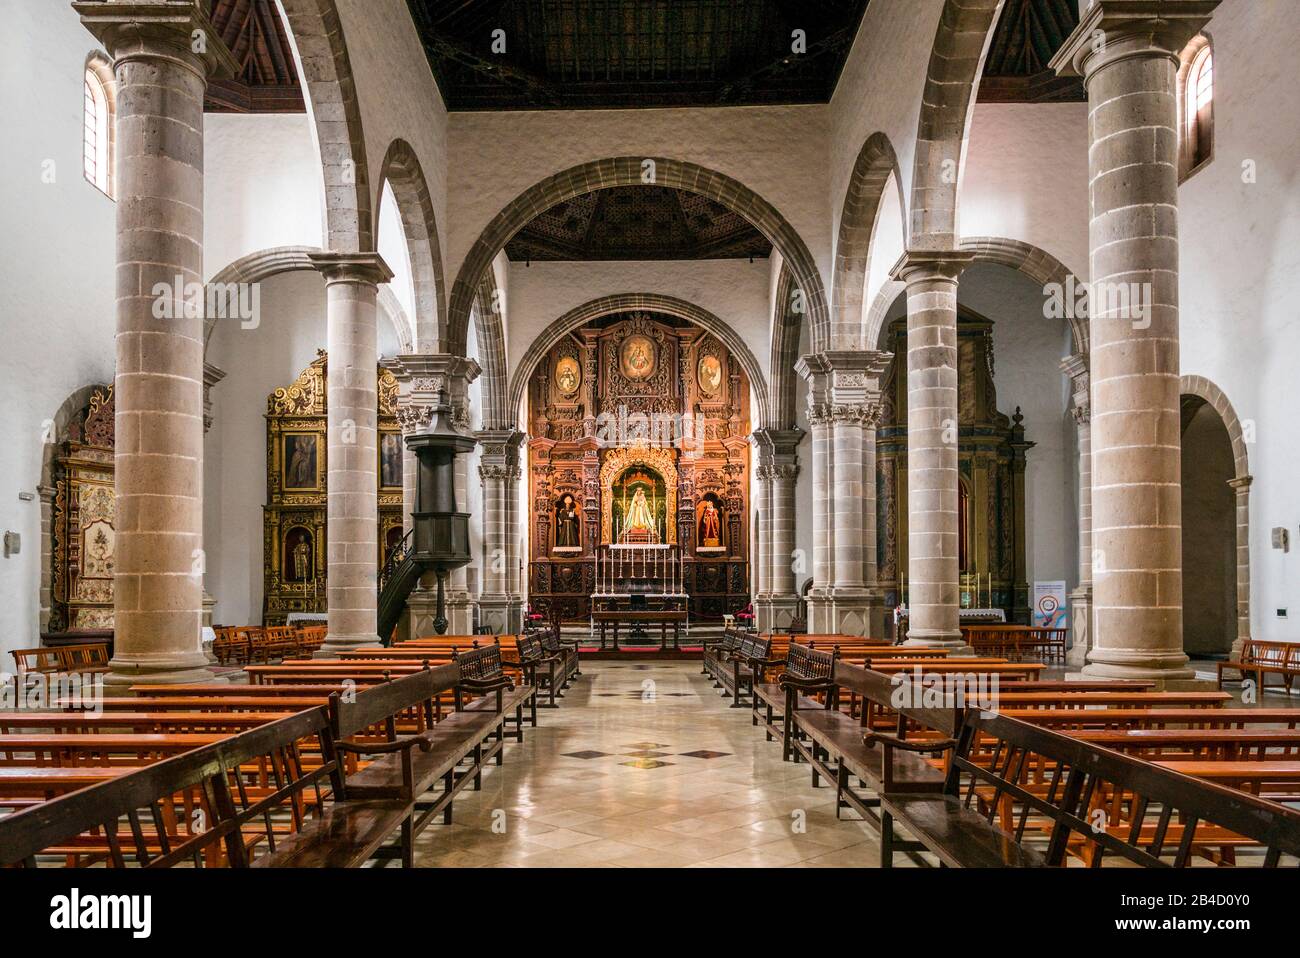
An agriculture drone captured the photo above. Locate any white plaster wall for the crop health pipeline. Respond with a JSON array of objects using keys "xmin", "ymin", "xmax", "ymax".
[
  {"xmin": 961, "ymin": 103, "xmax": 1090, "ymax": 280},
  {"xmin": 204, "ymin": 113, "xmax": 324, "ymax": 277},
  {"xmin": 503, "ymin": 258, "xmax": 773, "ymax": 390},
  {"xmin": 446, "ymin": 106, "xmax": 830, "ymax": 298},
  {"xmin": 204, "ymin": 271, "xmax": 402, "ymax": 626},
  {"xmin": 1177, "ymin": 0, "xmax": 1300, "ymax": 642},
  {"xmin": 0, "ymin": 0, "xmax": 117, "ymax": 662},
  {"xmin": 378, "ymin": 180, "xmax": 417, "ymax": 325}
]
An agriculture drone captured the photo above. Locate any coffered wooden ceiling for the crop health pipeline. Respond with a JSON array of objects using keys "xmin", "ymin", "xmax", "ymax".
[
  {"xmin": 205, "ymin": 0, "xmax": 305, "ymax": 112},
  {"xmin": 979, "ymin": 0, "xmax": 1084, "ymax": 102},
  {"xmin": 504, "ymin": 186, "xmax": 772, "ymax": 262},
  {"xmin": 407, "ymin": 0, "xmax": 873, "ymax": 110}
]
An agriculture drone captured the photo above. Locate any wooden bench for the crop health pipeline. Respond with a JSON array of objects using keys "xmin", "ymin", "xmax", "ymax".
[
  {"xmin": 452, "ymin": 642, "xmax": 537, "ymax": 748},
  {"xmin": 770, "ymin": 644, "xmax": 839, "ymax": 763},
  {"xmin": 702, "ymin": 630, "xmax": 742, "ymax": 681},
  {"xmin": 537, "ymin": 628, "xmax": 581, "ymax": 682},
  {"xmin": 515, "ymin": 633, "xmax": 565, "ymax": 709},
  {"xmin": 10, "ymin": 644, "xmax": 109, "ymax": 679},
  {"xmin": 713, "ymin": 634, "xmax": 775, "ymax": 708},
  {"xmin": 1218, "ymin": 639, "xmax": 1299, "ymax": 694},
  {"xmin": 892, "ymin": 706, "xmax": 1300, "ymax": 867},
  {"xmin": 960, "ymin": 624, "xmax": 1068, "ymax": 662}
]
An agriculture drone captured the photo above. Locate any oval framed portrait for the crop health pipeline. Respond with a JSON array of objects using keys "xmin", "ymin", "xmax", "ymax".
[
  {"xmin": 697, "ymin": 354, "xmax": 722, "ymax": 394},
  {"xmin": 555, "ymin": 356, "xmax": 581, "ymax": 395},
  {"xmin": 619, "ymin": 334, "xmax": 657, "ymax": 380}
]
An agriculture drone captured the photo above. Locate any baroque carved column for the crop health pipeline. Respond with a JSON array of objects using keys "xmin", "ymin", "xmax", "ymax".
[
  {"xmin": 891, "ymin": 250, "xmax": 975, "ymax": 649},
  {"xmin": 1062, "ymin": 355, "xmax": 1093, "ymax": 667},
  {"xmin": 477, "ymin": 429, "xmax": 525, "ymax": 633},
  {"xmin": 1053, "ymin": 0, "xmax": 1219, "ymax": 681},
  {"xmin": 76, "ymin": 1, "xmax": 236, "ymax": 686},
  {"xmin": 752, "ymin": 428, "xmax": 803, "ymax": 631},
  {"xmin": 796, "ymin": 353, "xmax": 888, "ymax": 637},
  {"xmin": 389, "ymin": 355, "xmax": 481, "ymax": 638},
  {"xmin": 309, "ymin": 252, "xmax": 394, "ymax": 656}
]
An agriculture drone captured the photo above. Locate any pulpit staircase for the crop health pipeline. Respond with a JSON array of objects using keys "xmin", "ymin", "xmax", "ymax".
[{"xmin": 377, "ymin": 530, "xmax": 432, "ymax": 645}]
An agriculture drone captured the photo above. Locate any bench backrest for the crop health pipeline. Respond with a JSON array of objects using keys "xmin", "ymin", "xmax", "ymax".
[
  {"xmin": 454, "ymin": 641, "xmax": 505, "ymax": 682},
  {"xmin": 948, "ymin": 709, "xmax": 1300, "ymax": 867},
  {"xmin": 331, "ymin": 663, "xmax": 459, "ymax": 739},
  {"xmin": 517, "ymin": 633, "xmax": 543, "ymax": 662},
  {"xmin": 737, "ymin": 635, "xmax": 771, "ymax": 661},
  {"xmin": 834, "ymin": 661, "xmax": 963, "ymax": 737},
  {"xmin": 1242, "ymin": 640, "xmax": 1295, "ymax": 667},
  {"xmin": 538, "ymin": 630, "xmax": 564, "ymax": 655},
  {"xmin": 0, "ymin": 707, "xmax": 340, "ymax": 868},
  {"xmin": 10, "ymin": 643, "xmax": 109, "ymax": 676},
  {"xmin": 786, "ymin": 642, "xmax": 835, "ymax": 681}
]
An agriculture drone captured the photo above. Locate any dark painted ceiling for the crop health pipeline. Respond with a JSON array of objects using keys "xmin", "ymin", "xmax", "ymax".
[
  {"xmin": 504, "ymin": 186, "xmax": 772, "ymax": 262},
  {"xmin": 978, "ymin": 0, "xmax": 1084, "ymax": 102},
  {"xmin": 407, "ymin": 0, "xmax": 873, "ymax": 111},
  {"xmin": 205, "ymin": 0, "xmax": 305, "ymax": 112}
]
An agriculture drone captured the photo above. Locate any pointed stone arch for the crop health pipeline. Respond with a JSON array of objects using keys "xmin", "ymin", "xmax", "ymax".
[
  {"xmin": 509, "ymin": 293, "xmax": 771, "ymax": 432},
  {"xmin": 910, "ymin": 0, "xmax": 1007, "ymax": 248},
  {"xmin": 831, "ymin": 132, "xmax": 905, "ymax": 349},
  {"xmin": 376, "ymin": 139, "xmax": 446, "ymax": 351},
  {"xmin": 769, "ymin": 265, "xmax": 802, "ymax": 430},
  {"xmin": 277, "ymin": 0, "xmax": 372, "ymax": 252},
  {"xmin": 447, "ymin": 157, "xmax": 829, "ymax": 358}
]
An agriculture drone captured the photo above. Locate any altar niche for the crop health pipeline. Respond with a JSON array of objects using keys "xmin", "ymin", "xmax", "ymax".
[
  {"xmin": 261, "ymin": 351, "xmax": 403, "ymax": 625},
  {"xmin": 526, "ymin": 311, "xmax": 751, "ymax": 622},
  {"xmin": 876, "ymin": 308, "xmax": 1034, "ymax": 624}
]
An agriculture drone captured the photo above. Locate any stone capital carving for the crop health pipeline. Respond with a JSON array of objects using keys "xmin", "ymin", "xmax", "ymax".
[
  {"xmin": 889, "ymin": 249, "xmax": 976, "ymax": 286},
  {"xmin": 307, "ymin": 251, "xmax": 394, "ymax": 288},
  {"xmin": 1050, "ymin": 0, "xmax": 1221, "ymax": 79},
  {"xmin": 75, "ymin": 1, "xmax": 239, "ymax": 78},
  {"xmin": 829, "ymin": 402, "xmax": 883, "ymax": 428},
  {"xmin": 202, "ymin": 362, "xmax": 225, "ymax": 434}
]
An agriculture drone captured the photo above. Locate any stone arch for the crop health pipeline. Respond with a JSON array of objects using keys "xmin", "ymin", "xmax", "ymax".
[
  {"xmin": 447, "ymin": 157, "xmax": 829, "ymax": 356},
  {"xmin": 376, "ymin": 139, "xmax": 446, "ymax": 351},
  {"xmin": 508, "ymin": 293, "xmax": 772, "ymax": 432},
  {"xmin": 203, "ymin": 245, "xmax": 413, "ymax": 356},
  {"xmin": 831, "ymin": 132, "xmax": 905, "ymax": 349},
  {"xmin": 769, "ymin": 265, "xmax": 801, "ymax": 430},
  {"xmin": 1180, "ymin": 375, "xmax": 1251, "ymax": 655},
  {"xmin": 39, "ymin": 384, "xmax": 110, "ymax": 632},
  {"xmin": 473, "ymin": 270, "xmax": 510, "ymax": 430},
  {"xmin": 910, "ymin": 0, "xmax": 1006, "ymax": 247},
  {"xmin": 277, "ymin": 0, "xmax": 372, "ymax": 252}
]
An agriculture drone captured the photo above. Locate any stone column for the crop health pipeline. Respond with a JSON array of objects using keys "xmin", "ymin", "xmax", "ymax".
[
  {"xmin": 1228, "ymin": 475, "xmax": 1252, "ymax": 660},
  {"xmin": 752, "ymin": 429, "xmax": 803, "ymax": 631},
  {"xmin": 77, "ymin": 1, "xmax": 236, "ymax": 687},
  {"xmin": 891, "ymin": 251, "xmax": 975, "ymax": 649},
  {"xmin": 477, "ymin": 429, "xmax": 525, "ymax": 633},
  {"xmin": 1052, "ymin": 0, "xmax": 1219, "ymax": 681},
  {"xmin": 390, "ymin": 354, "xmax": 482, "ymax": 637},
  {"xmin": 752, "ymin": 457, "xmax": 774, "ymax": 621},
  {"xmin": 1062, "ymin": 355, "xmax": 1093, "ymax": 667},
  {"xmin": 796, "ymin": 353, "xmax": 888, "ymax": 637},
  {"xmin": 308, "ymin": 253, "xmax": 393, "ymax": 656}
]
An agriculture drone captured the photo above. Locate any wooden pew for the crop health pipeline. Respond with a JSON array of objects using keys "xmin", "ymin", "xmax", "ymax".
[
  {"xmin": 1217, "ymin": 639, "xmax": 1299, "ymax": 694},
  {"xmin": 10, "ymin": 644, "xmax": 109, "ymax": 679},
  {"xmin": 0, "ymin": 711, "xmax": 288, "ymax": 734},
  {"xmin": 1006, "ymin": 707, "xmax": 1300, "ymax": 731},
  {"xmin": 711, "ymin": 634, "xmax": 774, "ymax": 708}
]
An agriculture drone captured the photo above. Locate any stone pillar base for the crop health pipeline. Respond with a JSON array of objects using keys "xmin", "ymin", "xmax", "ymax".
[
  {"xmin": 407, "ymin": 588, "xmax": 476, "ymax": 638},
  {"xmin": 315, "ymin": 634, "xmax": 381, "ymax": 659},
  {"xmin": 1066, "ymin": 587, "xmax": 1092, "ymax": 668},
  {"xmin": 756, "ymin": 594, "xmax": 800, "ymax": 632},
  {"xmin": 478, "ymin": 595, "xmax": 522, "ymax": 635},
  {"xmin": 820, "ymin": 587, "xmax": 883, "ymax": 639},
  {"xmin": 904, "ymin": 633, "xmax": 974, "ymax": 654},
  {"xmin": 103, "ymin": 653, "xmax": 221, "ymax": 690},
  {"xmin": 1081, "ymin": 650, "xmax": 1196, "ymax": 684},
  {"xmin": 1068, "ymin": 670, "xmax": 1215, "ymax": 691}
]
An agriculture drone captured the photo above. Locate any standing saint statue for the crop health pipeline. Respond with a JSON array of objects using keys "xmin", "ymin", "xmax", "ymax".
[
  {"xmin": 699, "ymin": 499, "xmax": 721, "ymax": 548},
  {"xmin": 555, "ymin": 494, "xmax": 581, "ymax": 549},
  {"xmin": 625, "ymin": 487, "xmax": 655, "ymax": 535}
]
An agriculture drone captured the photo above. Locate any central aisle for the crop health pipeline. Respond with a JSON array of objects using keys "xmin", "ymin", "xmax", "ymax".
[{"xmin": 411, "ymin": 660, "xmax": 882, "ymax": 867}]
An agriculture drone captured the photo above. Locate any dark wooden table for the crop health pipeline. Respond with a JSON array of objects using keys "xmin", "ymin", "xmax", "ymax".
[{"xmin": 591, "ymin": 610, "xmax": 688, "ymax": 650}]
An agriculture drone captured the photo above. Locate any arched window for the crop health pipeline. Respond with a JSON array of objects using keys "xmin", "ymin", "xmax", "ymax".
[
  {"xmin": 83, "ymin": 58, "xmax": 115, "ymax": 198},
  {"xmin": 1179, "ymin": 37, "xmax": 1214, "ymax": 179}
]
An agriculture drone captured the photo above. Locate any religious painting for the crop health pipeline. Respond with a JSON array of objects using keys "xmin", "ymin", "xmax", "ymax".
[
  {"xmin": 379, "ymin": 432, "xmax": 403, "ymax": 490},
  {"xmin": 619, "ymin": 333, "xmax": 657, "ymax": 380},
  {"xmin": 382, "ymin": 522, "xmax": 404, "ymax": 565},
  {"xmin": 611, "ymin": 467, "xmax": 667, "ymax": 544},
  {"xmin": 282, "ymin": 433, "xmax": 319, "ymax": 490},
  {"xmin": 283, "ymin": 526, "xmax": 315, "ymax": 583},
  {"xmin": 555, "ymin": 356, "xmax": 581, "ymax": 396},
  {"xmin": 554, "ymin": 493, "xmax": 582, "ymax": 551},
  {"xmin": 697, "ymin": 494, "xmax": 725, "ymax": 551},
  {"xmin": 697, "ymin": 354, "xmax": 722, "ymax": 395}
]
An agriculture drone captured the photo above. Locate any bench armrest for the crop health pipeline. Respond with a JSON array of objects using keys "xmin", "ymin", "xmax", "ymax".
[
  {"xmin": 862, "ymin": 731, "xmax": 957, "ymax": 754},
  {"xmin": 458, "ymin": 676, "xmax": 516, "ymax": 694},
  {"xmin": 779, "ymin": 674, "xmax": 833, "ymax": 692},
  {"xmin": 335, "ymin": 736, "xmax": 433, "ymax": 757}
]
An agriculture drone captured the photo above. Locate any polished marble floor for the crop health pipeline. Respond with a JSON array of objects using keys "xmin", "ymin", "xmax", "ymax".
[{"xmin": 410, "ymin": 660, "xmax": 884, "ymax": 867}]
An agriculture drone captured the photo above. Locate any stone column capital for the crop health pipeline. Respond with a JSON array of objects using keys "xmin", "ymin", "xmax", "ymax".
[
  {"xmin": 1227, "ymin": 475, "xmax": 1253, "ymax": 492},
  {"xmin": 75, "ymin": 0, "xmax": 239, "ymax": 78},
  {"xmin": 889, "ymin": 249, "xmax": 977, "ymax": 286},
  {"xmin": 307, "ymin": 251, "xmax": 394, "ymax": 288},
  {"xmin": 386, "ymin": 353, "xmax": 481, "ymax": 434},
  {"xmin": 796, "ymin": 350, "xmax": 891, "ymax": 408},
  {"xmin": 475, "ymin": 429, "xmax": 526, "ymax": 466},
  {"xmin": 1061, "ymin": 354, "xmax": 1091, "ymax": 424},
  {"xmin": 202, "ymin": 361, "xmax": 225, "ymax": 434},
  {"xmin": 1050, "ymin": 0, "xmax": 1220, "ymax": 79},
  {"xmin": 750, "ymin": 427, "xmax": 805, "ymax": 460}
]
